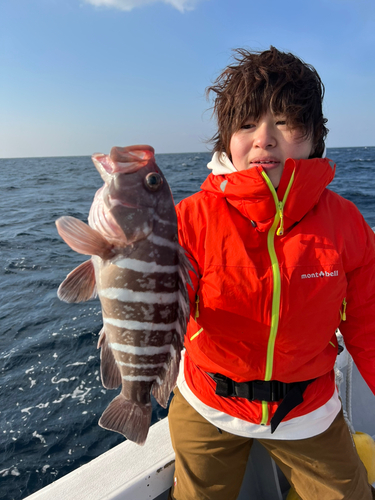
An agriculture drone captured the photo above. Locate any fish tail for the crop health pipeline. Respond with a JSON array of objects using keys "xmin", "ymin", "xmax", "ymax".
[{"xmin": 99, "ymin": 394, "xmax": 152, "ymax": 446}]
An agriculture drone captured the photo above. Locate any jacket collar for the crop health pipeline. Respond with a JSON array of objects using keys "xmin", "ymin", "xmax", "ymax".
[{"xmin": 201, "ymin": 155, "xmax": 336, "ymax": 232}]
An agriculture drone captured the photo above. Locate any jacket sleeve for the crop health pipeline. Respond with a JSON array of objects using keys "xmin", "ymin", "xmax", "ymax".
[
  {"xmin": 176, "ymin": 200, "xmax": 200, "ymax": 316},
  {"xmin": 340, "ymin": 218, "xmax": 375, "ymax": 395}
]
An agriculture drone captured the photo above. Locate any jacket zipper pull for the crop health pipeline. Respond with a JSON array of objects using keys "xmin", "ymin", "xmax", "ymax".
[
  {"xmin": 195, "ymin": 295, "xmax": 200, "ymax": 320},
  {"xmin": 340, "ymin": 298, "xmax": 347, "ymax": 321},
  {"xmin": 276, "ymin": 201, "xmax": 284, "ymax": 236}
]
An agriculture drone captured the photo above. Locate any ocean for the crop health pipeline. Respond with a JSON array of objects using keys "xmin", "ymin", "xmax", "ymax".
[{"xmin": 1, "ymin": 147, "xmax": 375, "ymax": 500}]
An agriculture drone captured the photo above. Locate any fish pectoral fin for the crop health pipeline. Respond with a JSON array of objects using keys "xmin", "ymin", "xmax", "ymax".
[
  {"xmin": 56, "ymin": 216, "xmax": 114, "ymax": 259},
  {"xmin": 57, "ymin": 259, "xmax": 97, "ymax": 303},
  {"xmin": 98, "ymin": 330, "xmax": 122, "ymax": 389},
  {"xmin": 99, "ymin": 394, "xmax": 152, "ymax": 445}
]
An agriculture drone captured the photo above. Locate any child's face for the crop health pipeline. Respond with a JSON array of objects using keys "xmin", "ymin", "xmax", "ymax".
[{"xmin": 229, "ymin": 109, "xmax": 313, "ymax": 188}]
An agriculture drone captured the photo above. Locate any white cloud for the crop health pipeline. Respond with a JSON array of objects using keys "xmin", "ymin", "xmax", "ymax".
[{"xmin": 83, "ymin": 0, "xmax": 201, "ymax": 13}]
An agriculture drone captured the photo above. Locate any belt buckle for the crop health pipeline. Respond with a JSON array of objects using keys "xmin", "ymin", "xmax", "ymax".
[
  {"xmin": 213, "ymin": 373, "xmax": 234, "ymax": 397},
  {"xmin": 270, "ymin": 380, "xmax": 290, "ymax": 401},
  {"xmin": 252, "ymin": 380, "xmax": 272, "ymax": 401},
  {"xmin": 234, "ymin": 382, "xmax": 252, "ymax": 399}
]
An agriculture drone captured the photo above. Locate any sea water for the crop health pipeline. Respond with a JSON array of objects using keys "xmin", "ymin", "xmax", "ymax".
[{"xmin": 1, "ymin": 148, "xmax": 374, "ymax": 500}]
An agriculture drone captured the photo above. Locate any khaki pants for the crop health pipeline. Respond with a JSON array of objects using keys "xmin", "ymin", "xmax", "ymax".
[{"xmin": 168, "ymin": 388, "xmax": 374, "ymax": 500}]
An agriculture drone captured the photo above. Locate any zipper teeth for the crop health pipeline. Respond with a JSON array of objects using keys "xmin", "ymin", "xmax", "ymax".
[
  {"xmin": 261, "ymin": 172, "xmax": 282, "ymax": 382},
  {"xmin": 264, "ymin": 211, "xmax": 281, "ymax": 380},
  {"xmin": 259, "ymin": 170, "xmax": 295, "ymax": 425},
  {"xmin": 260, "ymin": 170, "xmax": 296, "ymax": 380},
  {"xmin": 261, "ymin": 401, "xmax": 268, "ymax": 426}
]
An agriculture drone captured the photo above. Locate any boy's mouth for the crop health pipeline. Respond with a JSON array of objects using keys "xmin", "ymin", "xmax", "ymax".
[{"xmin": 250, "ymin": 159, "xmax": 281, "ymax": 169}]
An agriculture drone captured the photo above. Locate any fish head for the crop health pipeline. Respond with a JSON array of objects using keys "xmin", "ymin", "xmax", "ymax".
[{"xmin": 89, "ymin": 145, "xmax": 176, "ymax": 246}]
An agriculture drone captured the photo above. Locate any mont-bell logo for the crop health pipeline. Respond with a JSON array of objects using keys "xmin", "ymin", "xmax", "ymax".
[{"xmin": 301, "ymin": 270, "xmax": 339, "ymax": 279}]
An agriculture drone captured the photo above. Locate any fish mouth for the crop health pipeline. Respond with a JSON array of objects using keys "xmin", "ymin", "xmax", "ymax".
[
  {"xmin": 92, "ymin": 146, "xmax": 155, "ymax": 176},
  {"xmin": 110, "ymin": 145, "xmax": 154, "ymax": 165}
]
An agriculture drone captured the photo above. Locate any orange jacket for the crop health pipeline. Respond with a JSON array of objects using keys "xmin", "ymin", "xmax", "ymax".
[{"xmin": 176, "ymin": 157, "xmax": 375, "ymax": 426}]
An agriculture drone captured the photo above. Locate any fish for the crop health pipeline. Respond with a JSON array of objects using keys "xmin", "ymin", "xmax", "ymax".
[{"xmin": 56, "ymin": 145, "xmax": 193, "ymax": 445}]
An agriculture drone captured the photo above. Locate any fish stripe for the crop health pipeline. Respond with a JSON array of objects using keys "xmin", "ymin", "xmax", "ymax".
[
  {"xmin": 100, "ymin": 288, "xmax": 178, "ymax": 304},
  {"xmin": 109, "ymin": 342, "xmax": 173, "ymax": 355},
  {"xmin": 121, "ymin": 239, "xmax": 177, "ymax": 266},
  {"xmin": 105, "ymin": 324, "xmax": 174, "ymax": 348},
  {"xmin": 99, "ymin": 298, "xmax": 178, "ymax": 325},
  {"xmin": 117, "ymin": 361, "xmax": 168, "ymax": 369},
  {"xmin": 153, "ymin": 213, "xmax": 176, "ymax": 226},
  {"xmin": 147, "ymin": 233, "xmax": 178, "ymax": 250},
  {"xmin": 98, "ymin": 267, "xmax": 179, "ymax": 294},
  {"xmin": 104, "ymin": 317, "xmax": 178, "ymax": 331},
  {"xmin": 114, "ymin": 351, "xmax": 171, "ymax": 365},
  {"xmin": 114, "ymin": 258, "xmax": 178, "ymax": 273},
  {"xmin": 122, "ymin": 375, "xmax": 163, "ymax": 384}
]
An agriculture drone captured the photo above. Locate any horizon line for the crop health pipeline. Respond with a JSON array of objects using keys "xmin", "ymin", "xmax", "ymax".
[{"xmin": 1, "ymin": 145, "xmax": 375, "ymax": 161}]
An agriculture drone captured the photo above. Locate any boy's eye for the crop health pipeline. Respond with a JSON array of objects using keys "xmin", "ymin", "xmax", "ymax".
[
  {"xmin": 276, "ymin": 120, "xmax": 287, "ymax": 126},
  {"xmin": 241, "ymin": 123, "xmax": 255, "ymax": 130}
]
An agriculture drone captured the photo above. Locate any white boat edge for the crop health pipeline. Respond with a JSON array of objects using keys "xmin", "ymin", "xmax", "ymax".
[{"xmin": 25, "ymin": 417, "xmax": 176, "ymax": 500}]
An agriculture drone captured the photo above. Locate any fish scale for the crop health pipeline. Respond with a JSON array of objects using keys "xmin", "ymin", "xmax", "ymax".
[{"xmin": 56, "ymin": 144, "xmax": 193, "ymax": 445}]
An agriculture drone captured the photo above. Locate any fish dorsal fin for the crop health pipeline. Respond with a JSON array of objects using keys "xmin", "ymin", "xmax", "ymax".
[
  {"xmin": 152, "ymin": 332, "xmax": 183, "ymax": 408},
  {"xmin": 58, "ymin": 259, "xmax": 97, "ymax": 303},
  {"xmin": 177, "ymin": 244, "xmax": 196, "ymax": 289},
  {"xmin": 177, "ymin": 243, "xmax": 196, "ymax": 325},
  {"xmin": 98, "ymin": 329, "xmax": 122, "ymax": 390},
  {"xmin": 56, "ymin": 216, "xmax": 114, "ymax": 259},
  {"xmin": 152, "ymin": 245, "xmax": 196, "ymax": 408}
]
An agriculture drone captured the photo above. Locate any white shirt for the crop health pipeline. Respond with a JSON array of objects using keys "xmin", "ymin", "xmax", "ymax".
[{"xmin": 177, "ymin": 351, "xmax": 341, "ymax": 440}]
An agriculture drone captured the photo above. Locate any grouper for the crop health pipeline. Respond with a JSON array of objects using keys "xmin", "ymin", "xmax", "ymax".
[{"xmin": 56, "ymin": 145, "xmax": 193, "ymax": 445}]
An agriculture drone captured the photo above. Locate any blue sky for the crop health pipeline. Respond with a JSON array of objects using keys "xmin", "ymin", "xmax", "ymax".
[{"xmin": 1, "ymin": 0, "xmax": 374, "ymax": 158}]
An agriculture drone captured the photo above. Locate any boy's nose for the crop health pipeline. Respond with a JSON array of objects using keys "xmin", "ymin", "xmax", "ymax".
[{"xmin": 253, "ymin": 124, "xmax": 276, "ymax": 149}]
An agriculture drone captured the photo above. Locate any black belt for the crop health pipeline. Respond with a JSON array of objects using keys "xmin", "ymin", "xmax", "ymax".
[{"xmin": 207, "ymin": 372, "xmax": 316, "ymax": 433}]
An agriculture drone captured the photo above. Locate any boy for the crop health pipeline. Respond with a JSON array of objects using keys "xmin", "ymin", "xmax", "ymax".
[{"xmin": 168, "ymin": 47, "xmax": 375, "ymax": 499}]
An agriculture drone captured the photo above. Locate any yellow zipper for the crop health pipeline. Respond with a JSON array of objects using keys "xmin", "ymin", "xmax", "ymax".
[{"xmin": 260, "ymin": 170, "xmax": 295, "ymax": 425}]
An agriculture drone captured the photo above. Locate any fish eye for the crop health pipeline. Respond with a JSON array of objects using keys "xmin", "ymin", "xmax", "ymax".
[{"xmin": 144, "ymin": 172, "xmax": 163, "ymax": 191}]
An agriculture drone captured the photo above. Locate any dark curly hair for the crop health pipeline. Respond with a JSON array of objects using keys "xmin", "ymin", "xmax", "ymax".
[{"xmin": 206, "ymin": 47, "xmax": 328, "ymax": 158}]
